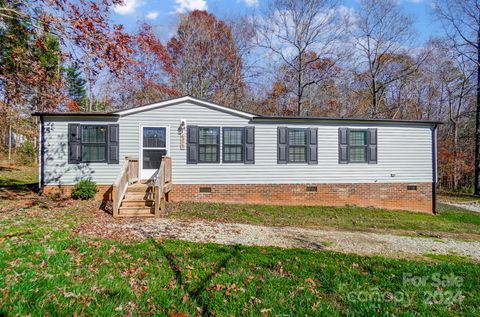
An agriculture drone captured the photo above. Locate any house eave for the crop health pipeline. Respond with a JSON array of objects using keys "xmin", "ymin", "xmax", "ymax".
[
  {"xmin": 112, "ymin": 95, "xmax": 257, "ymax": 119},
  {"xmin": 252, "ymin": 116, "xmax": 443, "ymax": 126},
  {"xmin": 32, "ymin": 112, "xmax": 120, "ymax": 117}
]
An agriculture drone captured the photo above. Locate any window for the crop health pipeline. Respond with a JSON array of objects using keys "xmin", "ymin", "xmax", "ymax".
[
  {"xmin": 198, "ymin": 127, "xmax": 220, "ymax": 163},
  {"xmin": 68, "ymin": 124, "xmax": 118, "ymax": 164},
  {"xmin": 348, "ymin": 130, "xmax": 367, "ymax": 163},
  {"xmin": 81, "ymin": 125, "xmax": 107, "ymax": 162},
  {"xmin": 187, "ymin": 126, "xmax": 254, "ymax": 164},
  {"xmin": 338, "ymin": 128, "xmax": 377, "ymax": 164},
  {"xmin": 223, "ymin": 127, "xmax": 244, "ymax": 163},
  {"xmin": 278, "ymin": 127, "xmax": 317, "ymax": 164},
  {"xmin": 288, "ymin": 128, "xmax": 307, "ymax": 163}
]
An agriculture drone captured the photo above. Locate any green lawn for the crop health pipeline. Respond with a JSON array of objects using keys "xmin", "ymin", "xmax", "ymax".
[
  {"xmin": 0, "ymin": 162, "xmax": 39, "ymax": 209},
  {"xmin": 439, "ymin": 192, "xmax": 480, "ymax": 203},
  {"xmin": 1, "ymin": 164, "xmax": 479, "ymax": 315},
  {"xmin": 0, "ymin": 208, "xmax": 479, "ymax": 316},
  {"xmin": 170, "ymin": 202, "xmax": 480, "ymax": 240},
  {"xmin": 0, "ymin": 161, "xmax": 38, "ymax": 187}
]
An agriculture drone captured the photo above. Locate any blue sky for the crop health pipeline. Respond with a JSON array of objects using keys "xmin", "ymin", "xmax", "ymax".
[{"xmin": 111, "ymin": 0, "xmax": 442, "ymax": 46}]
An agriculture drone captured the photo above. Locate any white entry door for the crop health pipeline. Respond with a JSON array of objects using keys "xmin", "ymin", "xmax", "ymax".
[{"xmin": 140, "ymin": 126, "xmax": 169, "ymax": 180}]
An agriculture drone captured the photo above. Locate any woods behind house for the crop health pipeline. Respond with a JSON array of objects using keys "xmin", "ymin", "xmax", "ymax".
[{"xmin": 0, "ymin": 0, "xmax": 478, "ymax": 193}]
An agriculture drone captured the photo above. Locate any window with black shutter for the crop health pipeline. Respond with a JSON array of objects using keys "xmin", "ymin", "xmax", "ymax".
[
  {"xmin": 68, "ymin": 124, "xmax": 119, "ymax": 164},
  {"xmin": 277, "ymin": 127, "xmax": 318, "ymax": 164},
  {"xmin": 338, "ymin": 128, "xmax": 377, "ymax": 164},
  {"xmin": 221, "ymin": 127, "xmax": 256, "ymax": 164}
]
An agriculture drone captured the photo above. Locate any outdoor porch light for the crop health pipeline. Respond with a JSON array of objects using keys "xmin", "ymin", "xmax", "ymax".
[{"xmin": 179, "ymin": 119, "xmax": 186, "ymax": 150}]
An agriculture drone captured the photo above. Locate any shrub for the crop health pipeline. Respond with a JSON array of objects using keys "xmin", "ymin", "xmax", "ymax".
[
  {"xmin": 17, "ymin": 140, "xmax": 36, "ymax": 165},
  {"xmin": 71, "ymin": 179, "xmax": 99, "ymax": 200}
]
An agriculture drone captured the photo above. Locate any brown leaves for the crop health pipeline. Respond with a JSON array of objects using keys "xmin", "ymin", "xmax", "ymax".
[
  {"xmin": 206, "ymin": 282, "xmax": 246, "ymax": 301},
  {"xmin": 107, "ymin": 246, "xmax": 117, "ymax": 255},
  {"xmin": 304, "ymin": 277, "xmax": 315, "ymax": 284},
  {"xmin": 166, "ymin": 10, "xmax": 245, "ymax": 107},
  {"xmin": 122, "ymin": 266, "xmax": 149, "ymax": 295},
  {"xmin": 57, "ymin": 288, "xmax": 95, "ymax": 305},
  {"xmin": 110, "ymin": 22, "xmax": 180, "ymax": 108}
]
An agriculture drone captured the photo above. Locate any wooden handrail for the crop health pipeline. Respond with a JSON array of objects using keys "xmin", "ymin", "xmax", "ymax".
[
  {"xmin": 112, "ymin": 159, "xmax": 139, "ymax": 218},
  {"xmin": 154, "ymin": 156, "xmax": 172, "ymax": 216}
]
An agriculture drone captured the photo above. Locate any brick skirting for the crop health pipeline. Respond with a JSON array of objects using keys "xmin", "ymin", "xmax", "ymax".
[
  {"xmin": 170, "ymin": 183, "xmax": 433, "ymax": 213},
  {"xmin": 43, "ymin": 185, "xmax": 113, "ymax": 201},
  {"xmin": 43, "ymin": 182, "xmax": 433, "ymax": 213}
]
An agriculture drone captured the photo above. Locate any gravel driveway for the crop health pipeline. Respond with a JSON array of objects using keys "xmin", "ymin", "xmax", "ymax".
[
  {"xmin": 78, "ymin": 218, "xmax": 480, "ymax": 261},
  {"xmin": 444, "ymin": 202, "xmax": 480, "ymax": 213}
]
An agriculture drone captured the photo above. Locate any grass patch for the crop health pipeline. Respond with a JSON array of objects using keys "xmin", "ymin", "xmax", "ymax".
[
  {"xmin": 322, "ymin": 240, "xmax": 335, "ymax": 247},
  {"xmin": 423, "ymin": 253, "xmax": 474, "ymax": 263},
  {"xmin": 0, "ymin": 209, "xmax": 479, "ymax": 316},
  {"xmin": 0, "ymin": 161, "xmax": 39, "ymax": 209},
  {"xmin": 438, "ymin": 192, "xmax": 480, "ymax": 203},
  {"xmin": 170, "ymin": 202, "xmax": 480, "ymax": 240},
  {"xmin": 0, "ymin": 161, "xmax": 38, "ymax": 187}
]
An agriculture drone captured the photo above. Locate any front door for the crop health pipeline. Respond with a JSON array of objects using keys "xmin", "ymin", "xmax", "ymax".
[{"xmin": 141, "ymin": 126, "xmax": 169, "ymax": 180}]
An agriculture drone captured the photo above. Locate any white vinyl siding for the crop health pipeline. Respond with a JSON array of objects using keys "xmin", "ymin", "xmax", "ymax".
[{"xmin": 41, "ymin": 101, "xmax": 433, "ymax": 185}]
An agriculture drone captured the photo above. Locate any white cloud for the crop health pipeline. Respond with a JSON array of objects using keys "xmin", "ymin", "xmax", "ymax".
[
  {"xmin": 146, "ymin": 11, "xmax": 159, "ymax": 20},
  {"xmin": 173, "ymin": 0, "xmax": 207, "ymax": 14},
  {"xmin": 243, "ymin": 0, "xmax": 259, "ymax": 7},
  {"xmin": 113, "ymin": 0, "xmax": 144, "ymax": 15}
]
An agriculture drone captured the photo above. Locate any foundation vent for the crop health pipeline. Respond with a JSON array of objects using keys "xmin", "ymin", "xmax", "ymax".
[{"xmin": 199, "ymin": 187, "xmax": 212, "ymax": 193}]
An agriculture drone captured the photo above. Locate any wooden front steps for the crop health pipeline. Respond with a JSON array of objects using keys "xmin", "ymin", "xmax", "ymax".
[
  {"xmin": 113, "ymin": 157, "xmax": 172, "ymax": 218},
  {"xmin": 117, "ymin": 183, "xmax": 155, "ymax": 217}
]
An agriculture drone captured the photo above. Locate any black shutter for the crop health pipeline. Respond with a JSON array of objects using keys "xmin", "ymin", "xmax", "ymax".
[
  {"xmin": 307, "ymin": 128, "xmax": 318, "ymax": 164},
  {"xmin": 367, "ymin": 128, "xmax": 377, "ymax": 164},
  {"xmin": 187, "ymin": 125, "xmax": 198, "ymax": 164},
  {"xmin": 244, "ymin": 126, "xmax": 255, "ymax": 164},
  {"xmin": 68, "ymin": 124, "xmax": 81, "ymax": 164},
  {"xmin": 338, "ymin": 128, "xmax": 348, "ymax": 164},
  {"xmin": 278, "ymin": 127, "xmax": 288, "ymax": 164},
  {"xmin": 108, "ymin": 124, "xmax": 119, "ymax": 164}
]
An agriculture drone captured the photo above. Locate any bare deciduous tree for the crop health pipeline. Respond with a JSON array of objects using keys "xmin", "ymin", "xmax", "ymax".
[
  {"xmin": 167, "ymin": 10, "xmax": 245, "ymax": 107},
  {"xmin": 352, "ymin": 0, "xmax": 426, "ymax": 118},
  {"xmin": 254, "ymin": 0, "xmax": 345, "ymax": 115},
  {"xmin": 434, "ymin": 0, "xmax": 480, "ymax": 195}
]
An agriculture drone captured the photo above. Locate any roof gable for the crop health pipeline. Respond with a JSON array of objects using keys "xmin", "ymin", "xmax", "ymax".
[{"xmin": 112, "ymin": 96, "xmax": 256, "ymax": 119}]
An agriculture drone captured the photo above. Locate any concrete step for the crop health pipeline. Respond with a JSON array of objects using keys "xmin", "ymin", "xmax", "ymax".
[
  {"xmin": 118, "ymin": 206, "xmax": 154, "ymax": 217},
  {"xmin": 121, "ymin": 200, "xmax": 154, "ymax": 208}
]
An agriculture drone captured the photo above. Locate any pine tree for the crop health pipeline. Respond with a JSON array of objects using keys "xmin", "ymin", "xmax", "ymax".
[
  {"xmin": 0, "ymin": 0, "xmax": 33, "ymax": 159},
  {"xmin": 65, "ymin": 64, "xmax": 87, "ymax": 110}
]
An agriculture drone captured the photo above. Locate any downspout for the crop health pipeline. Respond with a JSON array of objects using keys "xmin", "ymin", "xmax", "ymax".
[
  {"xmin": 39, "ymin": 115, "xmax": 45, "ymax": 192},
  {"xmin": 432, "ymin": 124, "xmax": 438, "ymax": 215}
]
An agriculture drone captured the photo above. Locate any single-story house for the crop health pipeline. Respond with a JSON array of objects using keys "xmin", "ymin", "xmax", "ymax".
[{"xmin": 33, "ymin": 96, "xmax": 440, "ymax": 216}]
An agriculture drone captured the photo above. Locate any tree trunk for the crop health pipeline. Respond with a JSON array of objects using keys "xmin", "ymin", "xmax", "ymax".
[
  {"xmin": 453, "ymin": 120, "xmax": 459, "ymax": 190},
  {"xmin": 475, "ymin": 26, "xmax": 480, "ymax": 196},
  {"xmin": 85, "ymin": 41, "xmax": 93, "ymax": 112},
  {"xmin": 371, "ymin": 78, "xmax": 377, "ymax": 118},
  {"xmin": 297, "ymin": 53, "xmax": 303, "ymax": 116},
  {"xmin": 86, "ymin": 61, "xmax": 92, "ymax": 112},
  {"xmin": 8, "ymin": 124, "xmax": 12, "ymax": 162}
]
